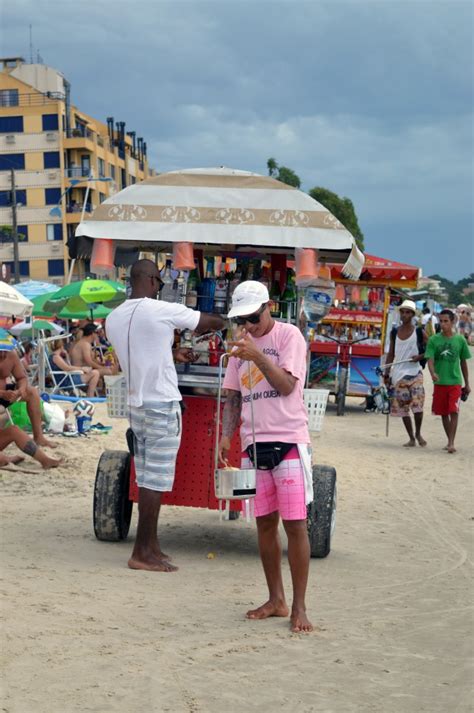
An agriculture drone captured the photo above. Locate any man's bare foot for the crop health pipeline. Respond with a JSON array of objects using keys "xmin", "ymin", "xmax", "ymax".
[
  {"xmin": 128, "ymin": 556, "xmax": 178, "ymax": 572},
  {"xmin": 42, "ymin": 456, "xmax": 62, "ymax": 469},
  {"xmin": 36, "ymin": 436, "xmax": 57, "ymax": 449},
  {"xmin": 447, "ymin": 446, "xmax": 456, "ymax": 454},
  {"xmin": 0, "ymin": 454, "xmax": 25, "ymax": 466},
  {"xmin": 246, "ymin": 599, "xmax": 289, "ymax": 620},
  {"xmin": 416, "ymin": 436, "xmax": 427, "ymax": 447},
  {"xmin": 403, "ymin": 440, "xmax": 416, "ymax": 447},
  {"xmin": 290, "ymin": 609, "xmax": 314, "ymax": 633}
]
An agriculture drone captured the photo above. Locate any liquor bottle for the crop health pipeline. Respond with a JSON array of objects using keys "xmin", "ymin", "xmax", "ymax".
[
  {"xmin": 160, "ymin": 259, "xmax": 176, "ymax": 302},
  {"xmin": 281, "ymin": 268, "xmax": 297, "ymax": 321},
  {"xmin": 214, "ymin": 266, "xmax": 228, "ymax": 314},
  {"xmin": 185, "ymin": 267, "xmax": 199, "ymax": 309},
  {"xmin": 269, "ymin": 271, "xmax": 281, "ymax": 317}
]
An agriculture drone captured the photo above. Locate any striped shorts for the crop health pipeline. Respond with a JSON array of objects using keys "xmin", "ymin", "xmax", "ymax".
[{"xmin": 129, "ymin": 400, "xmax": 182, "ymax": 492}]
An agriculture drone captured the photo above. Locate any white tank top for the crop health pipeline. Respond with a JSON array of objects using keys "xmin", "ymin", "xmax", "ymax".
[{"xmin": 391, "ymin": 329, "xmax": 422, "ymax": 385}]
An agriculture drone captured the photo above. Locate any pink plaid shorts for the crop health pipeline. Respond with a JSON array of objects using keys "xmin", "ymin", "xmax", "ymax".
[{"xmin": 241, "ymin": 446, "xmax": 307, "ymax": 521}]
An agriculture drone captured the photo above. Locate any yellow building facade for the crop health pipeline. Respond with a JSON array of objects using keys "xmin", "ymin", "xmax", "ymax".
[{"xmin": 0, "ymin": 57, "xmax": 151, "ymax": 283}]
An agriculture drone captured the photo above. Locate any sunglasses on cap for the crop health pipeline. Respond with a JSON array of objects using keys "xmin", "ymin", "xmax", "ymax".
[{"xmin": 233, "ymin": 303, "xmax": 267, "ymax": 326}]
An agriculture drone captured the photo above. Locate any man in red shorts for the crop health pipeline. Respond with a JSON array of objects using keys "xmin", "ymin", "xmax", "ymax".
[
  {"xmin": 425, "ymin": 309, "xmax": 471, "ymax": 453},
  {"xmin": 218, "ymin": 281, "xmax": 313, "ymax": 633}
]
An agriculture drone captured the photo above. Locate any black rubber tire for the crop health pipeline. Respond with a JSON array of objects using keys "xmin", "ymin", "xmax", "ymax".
[
  {"xmin": 307, "ymin": 464, "xmax": 337, "ymax": 558},
  {"xmin": 93, "ymin": 450, "xmax": 133, "ymax": 542},
  {"xmin": 336, "ymin": 367, "xmax": 348, "ymax": 416}
]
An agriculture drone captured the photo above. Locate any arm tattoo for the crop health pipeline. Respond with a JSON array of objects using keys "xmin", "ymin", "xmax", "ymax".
[
  {"xmin": 22, "ymin": 439, "xmax": 38, "ymax": 457},
  {"xmin": 222, "ymin": 391, "xmax": 242, "ymax": 439}
]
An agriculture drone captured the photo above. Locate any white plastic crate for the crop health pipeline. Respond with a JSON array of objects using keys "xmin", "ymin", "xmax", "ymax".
[
  {"xmin": 104, "ymin": 375, "xmax": 127, "ymax": 418},
  {"xmin": 304, "ymin": 388, "xmax": 330, "ymax": 432}
]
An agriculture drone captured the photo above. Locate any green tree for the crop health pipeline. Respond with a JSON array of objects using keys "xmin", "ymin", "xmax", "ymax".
[
  {"xmin": 309, "ymin": 187, "xmax": 365, "ymax": 251},
  {"xmin": 266, "ymin": 158, "xmax": 301, "ymax": 188}
]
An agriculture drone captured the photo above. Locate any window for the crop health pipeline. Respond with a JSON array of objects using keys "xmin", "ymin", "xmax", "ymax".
[
  {"xmin": 0, "ymin": 189, "xmax": 26, "ymax": 206},
  {"xmin": 17, "ymin": 225, "xmax": 28, "ymax": 242},
  {"xmin": 45, "ymin": 187, "xmax": 61, "ymax": 205},
  {"xmin": 98, "ymin": 158, "xmax": 105, "ymax": 177},
  {"xmin": 47, "ymin": 224, "xmax": 62, "ymax": 241},
  {"xmin": 0, "ymin": 225, "xmax": 29, "ymax": 242},
  {"xmin": 42, "ymin": 114, "xmax": 59, "ymax": 131},
  {"xmin": 0, "ymin": 116, "xmax": 23, "ymax": 133},
  {"xmin": 110, "ymin": 164, "xmax": 116, "ymax": 180},
  {"xmin": 121, "ymin": 168, "xmax": 126, "ymax": 189},
  {"xmin": 0, "ymin": 89, "xmax": 19, "ymax": 107},
  {"xmin": 130, "ymin": 176, "xmax": 136, "ymax": 184},
  {"xmin": 99, "ymin": 193, "xmax": 106, "ymax": 204},
  {"xmin": 0, "ymin": 153, "xmax": 25, "ymax": 170},
  {"xmin": 48, "ymin": 259, "xmax": 64, "ymax": 277},
  {"xmin": 43, "ymin": 151, "xmax": 60, "ymax": 169},
  {"xmin": 5, "ymin": 260, "xmax": 29, "ymax": 276}
]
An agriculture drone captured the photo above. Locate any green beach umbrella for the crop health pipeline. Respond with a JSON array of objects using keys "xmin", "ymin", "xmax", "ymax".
[
  {"xmin": 31, "ymin": 292, "xmax": 113, "ymax": 320},
  {"xmin": 42, "ymin": 279, "xmax": 126, "ymax": 320}
]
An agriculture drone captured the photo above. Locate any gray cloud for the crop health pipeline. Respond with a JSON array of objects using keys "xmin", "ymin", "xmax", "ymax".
[{"xmin": 2, "ymin": 0, "xmax": 473, "ymax": 278}]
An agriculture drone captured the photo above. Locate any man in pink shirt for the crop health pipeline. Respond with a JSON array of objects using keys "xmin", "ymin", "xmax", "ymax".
[{"xmin": 219, "ymin": 281, "xmax": 313, "ymax": 633}]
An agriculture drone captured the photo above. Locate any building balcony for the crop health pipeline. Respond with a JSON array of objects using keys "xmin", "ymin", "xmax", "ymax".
[{"xmin": 65, "ymin": 203, "xmax": 93, "ymax": 223}]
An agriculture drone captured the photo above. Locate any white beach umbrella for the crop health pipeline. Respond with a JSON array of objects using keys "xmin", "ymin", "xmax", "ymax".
[
  {"xmin": 0, "ymin": 281, "xmax": 34, "ymax": 318},
  {"xmin": 76, "ymin": 167, "xmax": 364, "ymax": 278}
]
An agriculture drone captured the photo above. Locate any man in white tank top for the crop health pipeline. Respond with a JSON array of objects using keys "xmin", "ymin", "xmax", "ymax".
[{"xmin": 384, "ymin": 300, "xmax": 428, "ymax": 447}]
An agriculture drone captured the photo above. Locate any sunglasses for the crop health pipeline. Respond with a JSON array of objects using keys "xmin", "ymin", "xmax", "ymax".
[
  {"xmin": 233, "ymin": 303, "xmax": 267, "ymax": 325},
  {"xmin": 151, "ymin": 275, "xmax": 164, "ymax": 291}
]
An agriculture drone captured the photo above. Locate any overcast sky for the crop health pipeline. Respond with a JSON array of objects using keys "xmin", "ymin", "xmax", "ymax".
[{"xmin": 2, "ymin": 0, "xmax": 473, "ymax": 280}]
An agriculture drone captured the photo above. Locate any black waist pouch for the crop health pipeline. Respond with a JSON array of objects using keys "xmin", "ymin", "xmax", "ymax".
[{"xmin": 246, "ymin": 442, "xmax": 295, "ymax": 470}]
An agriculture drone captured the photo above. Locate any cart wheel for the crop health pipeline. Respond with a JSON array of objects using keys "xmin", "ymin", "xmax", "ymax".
[
  {"xmin": 307, "ymin": 464, "xmax": 337, "ymax": 558},
  {"xmin": 336, "ymin": 367, "xmax": 348, "ymax": 416},
  {"xmin": 93, "ymin": 450, "xmax": 133, "ymax": 542}
]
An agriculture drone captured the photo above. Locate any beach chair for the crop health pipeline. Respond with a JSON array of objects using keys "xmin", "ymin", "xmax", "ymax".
[{"xmin": 43, "ymin": 344, "xmax": 89, "ymax": 398}]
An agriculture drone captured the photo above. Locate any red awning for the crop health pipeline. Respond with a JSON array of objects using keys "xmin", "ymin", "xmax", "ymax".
[{"xmin": 330, "ymin": 254, "xmax": 420, "ymax": 282}]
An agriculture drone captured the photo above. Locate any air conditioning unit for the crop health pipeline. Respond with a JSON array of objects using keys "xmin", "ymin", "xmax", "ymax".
[
  {"xmin": 5, "ymin": 135, "xmax": 15, "ymax": 144},
  {"xmin": 50, "ymin": 243, "xmax": 62, "ymax": 254},
  {"xmin": 47, "ymin": 172, "xmax": 58, "ymax": 179},
  {"xmin": 46, "ymin": 132, "xmax": 57, "ymax": 141}
]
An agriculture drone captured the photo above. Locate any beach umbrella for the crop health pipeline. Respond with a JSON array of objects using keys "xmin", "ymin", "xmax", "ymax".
[
  {"xmin": 43, "ymin": 278, "xmax": 126, "ymax": 318},
  {"xmin": 0, "ymin": 281, "xmax": 33, "ymax": 319},
  {"xmin": 14, "ymin": 280, "xmax": 60, "ymax": 300},
  {"xmin": 76, "ymin": 167, "xmax": 364, "ymax": 279},
  {"xmin": 10, "ymin": 319, "xmax": 64, "ymax": 337},
  {"xmin": 31, "ymin": 292, "xmax": 113, "ymax": 320}
]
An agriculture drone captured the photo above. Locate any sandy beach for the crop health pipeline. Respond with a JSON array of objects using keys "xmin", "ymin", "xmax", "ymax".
[{"xmin": 1, "ymin": 370, "xmax": 472, "ymax": 713}]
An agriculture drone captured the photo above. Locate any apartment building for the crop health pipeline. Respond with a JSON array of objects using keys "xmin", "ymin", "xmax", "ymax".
[{"xmin": 0, "ymin": 56, "xmax": 151, "ymax": 283}]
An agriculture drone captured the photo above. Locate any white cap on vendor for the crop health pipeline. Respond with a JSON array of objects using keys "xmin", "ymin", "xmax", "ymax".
[
  {"xmin": 398, "ymin": 299, "xmax": 417, "ymax": 313},
  {"xmin": 227, "ymin": 280, "xmax": 270, "ymax": 319}
]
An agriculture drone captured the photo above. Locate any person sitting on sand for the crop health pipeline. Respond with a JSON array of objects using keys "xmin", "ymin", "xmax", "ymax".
[
  {"xmin": 49, "ymin": 339, "xmax": 100, "ymax": 398},
  {"xmin": 0, "ymin": 424, "xmax": 61, "ymax": 469},
  {"xmin": 70, "ymin": 323, "xmax": 118, "ymax": 377},
  {"xmin": 0, "ymin": 333, "xmax": 56, "ymax": 450},
  {"xmin": 384, "ymin": 300, "xmax": 427, "ymax": 448},
  {"xmin": 425, "ymin": 309, "xmax": 471, "ymax": 454}
]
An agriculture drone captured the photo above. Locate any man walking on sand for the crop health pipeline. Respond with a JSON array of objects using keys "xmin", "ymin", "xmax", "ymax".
[
  {"xmin": 218, "ymin": 281, "xmax": 313, "ymax": 633},
  {"xmin": 425, "ymin": 309, "xmax": 471, "ymax": 453},
  {"xmin": 384, "ymin": 300, "xmax": 427, "ymax": 447},
  {"xmin": 106, "ymin": 259, "xmax": 224, "ymax": 572}
]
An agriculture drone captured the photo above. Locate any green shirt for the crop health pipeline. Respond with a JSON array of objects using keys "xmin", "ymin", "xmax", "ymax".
[{"xmin": 425, "ymin": 333, "xmax": 471, "ymax": 385}]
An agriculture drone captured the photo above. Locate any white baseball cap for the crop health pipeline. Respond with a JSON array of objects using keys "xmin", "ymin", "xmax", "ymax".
[
  {"xmin": 227, "ymin": 280, "xmax": 270, "ymax": 319},
  {"xmin": 398, "ymin": 299, "xmax": 417, "ymax": 313}
]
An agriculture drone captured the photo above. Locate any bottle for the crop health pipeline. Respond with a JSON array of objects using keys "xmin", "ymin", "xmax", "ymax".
[
  {"xmin": 281, "ymin": 268, "xmax": 297, "ymax": 321},
  {"xmin": 214, "ymin": 266, "xmax": 228, "ymax": 314},
  {"xmin": 259, "ymin": 264, "xmax": 271, "ymax": 292},
  {"xmin": 185, "ymin": 267, "xmax": 199, "ymax": 309},
  {"xmin": 269, "ymin": 271, "xmax": 281, "ymax": 318},
  {"xmin": 160, "ymin": 259, "xmax": 176, "ymax": 302},
  {"xmin": 197, "ymin": 257, "xmax": 216, "ymax": 312}
]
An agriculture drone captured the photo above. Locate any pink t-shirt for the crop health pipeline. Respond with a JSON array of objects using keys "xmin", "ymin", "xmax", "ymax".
[{"xmin": 223, "ymin": 321, "xmax": 310, "ymax": 450}]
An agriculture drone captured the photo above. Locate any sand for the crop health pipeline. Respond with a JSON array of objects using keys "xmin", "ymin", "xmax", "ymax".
[{"xmin": 1, "ymin": 371, "xmax": 472, "ymax": 713}]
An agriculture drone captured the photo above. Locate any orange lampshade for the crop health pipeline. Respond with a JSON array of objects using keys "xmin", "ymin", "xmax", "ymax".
[
  {"xmin": 295, "ymin": 248, "xmax": 318, "ymax": 285},
  {"xmin": 318, "ymin": 263, "xmax": 332, "ymax": 281},
  {"xmin": 173, "ymin": 242, "xmax": 195, "ymax": 271},
  {"xmin": 91, "ymin": 239, "xmax": 116, "ymax": 274}
]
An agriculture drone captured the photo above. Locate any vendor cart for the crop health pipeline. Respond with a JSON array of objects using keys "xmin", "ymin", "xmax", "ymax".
[
  {"xmin": 308, "ymin": 254, "xmax": 420, "ymax": 414},
  {"xmin": 77, "ymin": 167, "xmax": 365, "ymax": 558}
]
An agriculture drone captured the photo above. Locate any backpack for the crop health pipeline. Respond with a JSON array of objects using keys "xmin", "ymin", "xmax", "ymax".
[{"xmin": 390, "ymin": 326, "xmax": 426, "ymax": 369}]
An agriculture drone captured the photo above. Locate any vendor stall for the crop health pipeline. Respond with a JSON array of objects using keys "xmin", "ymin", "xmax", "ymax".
[
  {"xmin": 307, "ymin": 254, "xmax": 420, "ymax": 413},
  {"xmin": 78, "ymin": 167, "xmax": 365, "ymax": 557}
]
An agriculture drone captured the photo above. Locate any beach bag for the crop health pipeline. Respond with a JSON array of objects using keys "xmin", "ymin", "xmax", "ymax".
[
  {"xmin": 7, "ymin": 400, "xmax": 44, "ymax": 432},
  {"xmin": 246, "ymin": 442, "xmax": 295, "ymax": 470},
  {"xmin": 390, "ymin": 326, "xmax": 427, "ymax": 369}
]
